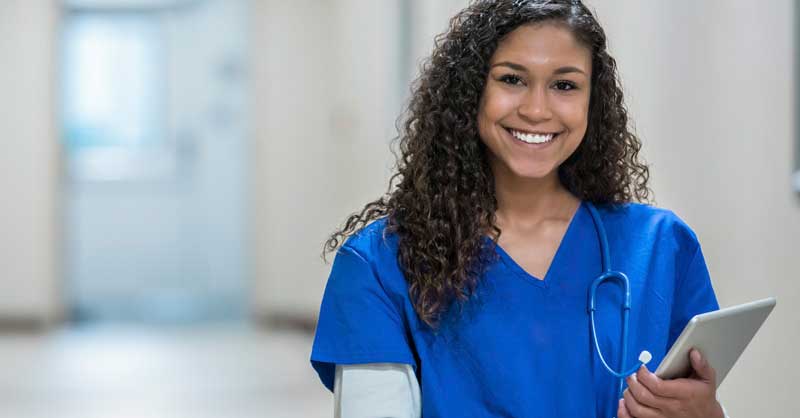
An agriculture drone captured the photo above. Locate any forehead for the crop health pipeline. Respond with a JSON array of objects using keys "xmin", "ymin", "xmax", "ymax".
[{"xmin": 491, "ymin": 22, "xmax": 591, "ymax": 73}]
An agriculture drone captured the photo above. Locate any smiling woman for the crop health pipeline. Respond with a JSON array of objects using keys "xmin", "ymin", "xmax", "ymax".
[{"xmin": 311, "ymin": 1, "xmax": 726, "ymax": 417}]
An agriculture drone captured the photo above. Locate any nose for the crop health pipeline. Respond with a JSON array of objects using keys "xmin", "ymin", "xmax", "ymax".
[{"xmin": 518, "ymin": 86, "xmax": 553, "ymax": 122}]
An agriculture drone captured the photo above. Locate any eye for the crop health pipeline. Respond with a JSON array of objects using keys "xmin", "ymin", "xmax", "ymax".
[
  {"xmin": 554, "ymin": 80, "xmax": 577, "ymax": 91},
  {"xmin": 499, "ymin": 74, "xmax": 525, "ymax": 86}
]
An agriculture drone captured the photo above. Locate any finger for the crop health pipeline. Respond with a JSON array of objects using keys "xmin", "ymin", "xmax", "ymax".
[
  {"xmin": 617, "ymin": 398, "xmax": 632, "ymax": 418},
  {"xmin": 623, "ymin": 387, "xmax": 660, "ymax": 418},
  {"xmin": 689, "ymin": 348, "xmax": 717, "ymax": 385},
  {"xmin": 636, "ymin": 366, "xmax": 679, "ymax": 399},
  {"xmin": 635, "ymin": 367, "xmax": 686, "ymax": 415},
  {"xmin": 640, "ymin": 372, "xmax": 695, "ymax": 399},
  {"xmin": 626, "ymin": 369, "xmax": 666, "ymax": 409}
]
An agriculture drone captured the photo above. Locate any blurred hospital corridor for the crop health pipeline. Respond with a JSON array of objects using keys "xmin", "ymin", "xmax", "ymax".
[{"xmin": 0, "ymin": 0, "xmax": 798, "ymax": 417}]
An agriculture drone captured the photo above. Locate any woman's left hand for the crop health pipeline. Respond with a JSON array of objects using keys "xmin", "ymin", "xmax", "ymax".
[{"xmin": 617, "ymin": 348, "xmax": 725, "ymax": 418}]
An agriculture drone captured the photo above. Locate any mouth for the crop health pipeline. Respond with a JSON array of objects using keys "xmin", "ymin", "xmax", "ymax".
[{"xmin": 505, "ymin": 128, "xmax": 561, "ymax": 145}]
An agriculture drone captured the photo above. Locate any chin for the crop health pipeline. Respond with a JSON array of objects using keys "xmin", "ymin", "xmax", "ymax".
[{"xmin": 508, "ymin": 164, "xmax": 558, "ymax": 180}]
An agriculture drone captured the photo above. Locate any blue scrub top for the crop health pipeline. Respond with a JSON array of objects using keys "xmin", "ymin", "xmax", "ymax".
[{"xmin": 311, "ymin": 202, "xmax": 719, "ymax": 418}]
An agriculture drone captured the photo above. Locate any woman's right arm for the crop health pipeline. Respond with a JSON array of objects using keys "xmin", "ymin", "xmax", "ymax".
[{"xmin": 334, "ymin": 363, "xmax": 421, "ymax": 418}]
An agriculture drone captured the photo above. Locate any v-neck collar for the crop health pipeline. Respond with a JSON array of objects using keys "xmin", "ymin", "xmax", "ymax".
[{"xmin": 491, "ymin": 200, "xmax": 585, "ymax": 289}]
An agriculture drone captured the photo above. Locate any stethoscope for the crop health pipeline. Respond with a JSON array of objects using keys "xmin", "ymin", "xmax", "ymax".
[{"xmin": 585, "ymin": 202, "xmax": 652, "ymax": 400}]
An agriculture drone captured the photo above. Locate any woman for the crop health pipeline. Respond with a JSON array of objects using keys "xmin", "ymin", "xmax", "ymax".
[{"xmin": 311, "ymin": 1, "xmax": 727, "ymax": 417}]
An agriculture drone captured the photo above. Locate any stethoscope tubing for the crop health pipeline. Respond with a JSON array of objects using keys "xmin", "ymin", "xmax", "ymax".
[{"xmin": 585, "ymin": 202, "xmax": 649, "ymax": 399}]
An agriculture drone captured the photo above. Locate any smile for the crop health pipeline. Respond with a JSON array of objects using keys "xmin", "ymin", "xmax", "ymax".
[{"xmin": 507, "ymin": 128, "xmax": 560, "ymax": 145}]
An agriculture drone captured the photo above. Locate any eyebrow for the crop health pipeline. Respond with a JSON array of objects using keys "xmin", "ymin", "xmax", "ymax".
[{"xmin": 491, "ymin": 61, "xmax": 587, "ymax": 76}]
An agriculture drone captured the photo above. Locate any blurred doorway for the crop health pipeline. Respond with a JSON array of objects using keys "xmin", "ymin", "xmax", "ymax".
[{"xmin": 59, "ymin": 0, "xmax": 250, "ymax": 324}]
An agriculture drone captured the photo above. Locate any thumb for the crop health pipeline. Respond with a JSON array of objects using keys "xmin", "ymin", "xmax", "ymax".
[{"xmin": 690, "ymin": 348, "xmax": 716, "ymax": 383}]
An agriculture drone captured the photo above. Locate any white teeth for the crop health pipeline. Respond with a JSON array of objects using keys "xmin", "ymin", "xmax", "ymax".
[{"xmin": 509, "ymin": 129, "xmax": 556, "ymax": 144}]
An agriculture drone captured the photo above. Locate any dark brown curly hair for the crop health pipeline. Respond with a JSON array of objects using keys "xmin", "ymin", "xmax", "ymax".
[{"xmin": 324, "ymin": 0, "xmax": 651, "ymax": 328}]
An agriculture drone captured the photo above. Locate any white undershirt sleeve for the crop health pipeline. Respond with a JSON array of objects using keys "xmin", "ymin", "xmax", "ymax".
[{"xmin": 334, "ymin": 363, "xmax": 421, "ymax": 418}]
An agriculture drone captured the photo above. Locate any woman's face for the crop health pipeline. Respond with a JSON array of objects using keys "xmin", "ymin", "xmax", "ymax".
[{"xmin": 477, "ymin": 22, "xmax": 592, "ymax": 183}]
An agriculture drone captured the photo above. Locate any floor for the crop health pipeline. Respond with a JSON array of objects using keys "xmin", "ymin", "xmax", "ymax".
[{"xmin": 0, "ymin": 322, "xmax": 332, "ymax": 418}]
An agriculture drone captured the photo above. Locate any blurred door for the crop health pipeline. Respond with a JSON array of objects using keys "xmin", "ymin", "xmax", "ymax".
[{"xmin": 61, "ymin": 0, "xmax": 250, "ymax": 323}]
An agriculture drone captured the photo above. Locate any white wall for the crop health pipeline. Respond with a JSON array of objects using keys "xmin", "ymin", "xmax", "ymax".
[
  {"xmin": 0, "ymin": 1, "xmax": 62, "ymax": 323},
  {"xmin": 250, "ymin": 0, "xmax": 404, "ymax": 318},
  {"xmin": 249, "ymin": 0, "xmax": 476, "ymax": 320}
]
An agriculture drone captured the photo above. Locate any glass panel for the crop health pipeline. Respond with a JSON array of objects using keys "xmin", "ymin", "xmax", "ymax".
[{"xmin": 61, "ymin": 12, "xmax": 172, "ymax": 181}]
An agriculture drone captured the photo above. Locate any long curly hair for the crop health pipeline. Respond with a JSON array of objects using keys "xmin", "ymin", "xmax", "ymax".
[{"xmin": 324, "ymin": 0, "xmax": 651, "ymax": 328}]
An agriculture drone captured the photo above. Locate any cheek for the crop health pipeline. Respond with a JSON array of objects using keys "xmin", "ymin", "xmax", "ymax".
[
  {"xmin": 554, "ymin": 97, "xmax": 590, "ymax": 132},
  {"xmin": 479, "ymin": 87, "xmax": 516, "ymax": 123}
]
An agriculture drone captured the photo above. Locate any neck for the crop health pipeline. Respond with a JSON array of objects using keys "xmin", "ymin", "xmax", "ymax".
[{"xmin": 492, "ymin": 165, "xmax": 577, "ymax": 230}]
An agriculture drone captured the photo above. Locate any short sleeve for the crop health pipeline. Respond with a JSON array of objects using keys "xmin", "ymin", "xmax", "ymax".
[
  {"xmin": 311, "ymin": 244, "xmax": 416, "ymax": 392},
  {"xmin": 667, "ymin": 242, "xmax": 720, "ymax": 349}
]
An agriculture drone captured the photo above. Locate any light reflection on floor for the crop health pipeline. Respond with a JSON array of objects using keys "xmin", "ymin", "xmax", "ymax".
[{"xmin": 0, "ymin": 322, "xmax": 332, "ymax": 418}]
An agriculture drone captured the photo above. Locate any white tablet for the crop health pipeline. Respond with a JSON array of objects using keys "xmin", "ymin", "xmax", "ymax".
[{"xmin": 654, "ymin": 297, "xmax": 776, "ymax": 387}]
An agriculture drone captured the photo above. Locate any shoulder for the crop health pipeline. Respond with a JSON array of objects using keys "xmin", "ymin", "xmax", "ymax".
[
  {"xmin": 593, "ymin": 201, "xmax": 700, "ymax": 250},
  {"xmin": 334, "ymin": 218, "xmax": 408, "ymax": 294},
  {"xmin": 339, "ymin": 217, "xmax": 399, "ymax": 262}
]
